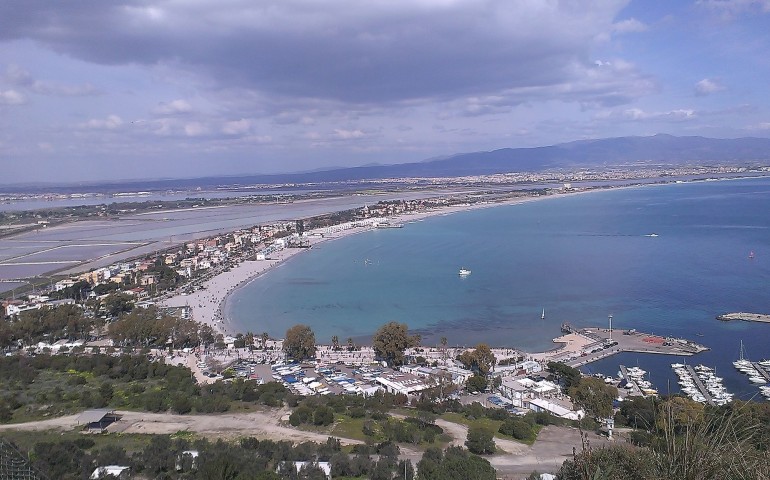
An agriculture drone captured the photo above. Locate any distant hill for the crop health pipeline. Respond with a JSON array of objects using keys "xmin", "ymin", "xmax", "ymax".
[{"xmin": 5, "ymin": 134, "xmax": 770, "ymax": 193}]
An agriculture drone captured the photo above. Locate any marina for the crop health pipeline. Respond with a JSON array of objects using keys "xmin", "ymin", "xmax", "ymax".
[
  {"xmin": 619, "ymin": 365, "xmax": 657, "ymax": 397},
  {"xmin": 670, "ymin": 363, "xmax": 731, "ymax": 406}
]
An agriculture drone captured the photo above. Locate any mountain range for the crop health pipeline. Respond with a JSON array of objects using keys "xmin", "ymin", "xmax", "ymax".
[{"xmin": 5, "ymin": 134, "xmax": 770, "ymax": 193}]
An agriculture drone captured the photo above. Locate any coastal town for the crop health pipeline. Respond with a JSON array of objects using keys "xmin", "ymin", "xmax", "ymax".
[
  {"xmin": 0, "ymin": 176, "xmax": 768, "ymax": 479},
  {"xmin": 1, "ymin": 184, "xmax": 718, "ymax": 419}
]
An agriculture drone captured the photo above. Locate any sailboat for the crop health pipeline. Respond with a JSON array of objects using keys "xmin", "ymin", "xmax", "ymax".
[
  {"xmin": 541, "ymin": 308, "xmax": 545, "ymax": 320},
  {"xmin": 734, "ymin": 340, "xmax": 752, "ymax": 371},
  {"xmin": 749, "ymin": 251, "xmax": 755, "ymax": 259}
]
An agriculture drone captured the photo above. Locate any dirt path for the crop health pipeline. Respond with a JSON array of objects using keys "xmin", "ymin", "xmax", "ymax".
[
  {"xmin": 0, "ymin": 409, "xmax": 361, "ymax": 445},
  {"xmin": 0, "ymin": 410, "xmax": 610, "ymax": 476}
]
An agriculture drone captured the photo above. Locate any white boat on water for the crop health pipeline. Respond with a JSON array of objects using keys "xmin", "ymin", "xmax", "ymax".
[{"xmin": 458, "ymin": 268, "xmax": 471, "ymax": 276}]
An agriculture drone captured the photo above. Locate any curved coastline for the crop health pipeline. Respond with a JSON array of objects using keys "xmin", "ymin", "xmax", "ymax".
[{"xmin": 164, "ymin": 178, "xmax": 713, "ymax": 338}]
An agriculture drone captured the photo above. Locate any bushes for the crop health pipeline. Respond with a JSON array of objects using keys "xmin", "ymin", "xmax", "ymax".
[
  {"xmin": 289, "ymin": 405, "xmax": 335, "ymax": 427},
  {"xmin": 499, "ymin": 418, "xmax": 535, "ymax": 441}
]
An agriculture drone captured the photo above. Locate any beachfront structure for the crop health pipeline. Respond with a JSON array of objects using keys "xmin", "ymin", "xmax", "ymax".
[
  {"xmin": 498, "ymin": 377, "xmax": 562, "ymax": 408},
  {"xmin": 526, "ymin": 398, "xmax": 584, "ymax": 421},
  {"xmin": 375, "ymin": 373, "xmax": 430, "ymax": 396}
]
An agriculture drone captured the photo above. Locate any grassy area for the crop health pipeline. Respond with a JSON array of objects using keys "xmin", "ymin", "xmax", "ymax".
[
  {"xmin": 441, "ymin": 412, "xmax": 504, "ymax": 433},
  {"xmin": 441, "ymin": 412, "xmax": 542, "ymax": 445},
  {"xmin": 331, "ymin": 415, "xmax": 369, "ymax": 442},
  {"xmin": 0, "ymin": 430, "xmax": 154, "ymax": 455}
]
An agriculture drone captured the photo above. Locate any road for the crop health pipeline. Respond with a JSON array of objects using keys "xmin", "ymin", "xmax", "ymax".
[{"xmin": 0, "ymin": 409, "xmax": 612, "ymax": 476}]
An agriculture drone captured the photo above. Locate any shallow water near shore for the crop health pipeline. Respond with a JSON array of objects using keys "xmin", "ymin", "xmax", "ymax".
[{"xmin": 227, "ymin": 178, "xmax": 770, "ymax": 398}]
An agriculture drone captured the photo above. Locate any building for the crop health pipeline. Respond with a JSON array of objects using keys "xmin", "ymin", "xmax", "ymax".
[
  {"xmin": 90, "ymin": 465, "xmax": 130, "ymax": 479},
  {"xmin": 375, "ymin": 373, "xmax": 430, "ymax": 396},
  {"xmin": 78, "ymin": 409, "xmax": 121, "ymax": 432},
  {"xmin": 526, "ymin": 398, "xmax": 584, "ymax": 421}
]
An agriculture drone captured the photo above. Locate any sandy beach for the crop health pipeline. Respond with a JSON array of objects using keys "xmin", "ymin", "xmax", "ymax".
[{"xmin": 162, "ymin": 190, "xmax": 585, "ymax": 337}]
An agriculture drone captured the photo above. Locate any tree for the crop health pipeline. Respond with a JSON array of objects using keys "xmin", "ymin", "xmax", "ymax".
[
  {"xmin": 466, "ymin": 375, "xmax": 488, "ymax": 393},
  {"xmin": 331, "ymin": 335, "xmax": 340, "ymax": 351},
  {"xmin": 283, "ymin": 324, "xmax": 316, "ymax": 360},
  {"xmin": 102, "ymin": 292, "xmax": 135, "ymax": 316},
  {"xmin": 465, "ymin": 425, "xmax": 495, "ymax": 454},
  {"xmin": 569, "ymin": 377, "xmax": 618, "ymax": 420},
  {"xmin": 372, "ymin": 322, "xmax": 419, "ymax": 367},
  {"xmin": 261, "ymin": 332, "xmax": 269, "ymax": 350},
  {"xmin": 417, "ymin": 446, "xmax": 496, "ymax": 480},
  {"xmin": 547, "ymin": 361, "xmax": 582, "ymax": 390},
  {"xmin": 457, "ymin": 343, "xmax": 496, "ymax": 375}
]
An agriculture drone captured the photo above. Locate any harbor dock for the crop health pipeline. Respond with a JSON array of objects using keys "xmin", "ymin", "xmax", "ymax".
[
  {"xmin": 752, "ymin": 363, "xmax": 770, "ymax": 382},
  {"xmin": 618, "ymin": 365, "xmax": 643, "ymax": 397},
  {"xmin": 683, "ymin": 365, "xmax": 715, "ymax": 406},
  {"xmin": 716, "ymin": 312, "xmax": 770, "ymax": 324},
  {"xmin": 545, "ymin": 324, "xmax": 708, "ymax": 368}
]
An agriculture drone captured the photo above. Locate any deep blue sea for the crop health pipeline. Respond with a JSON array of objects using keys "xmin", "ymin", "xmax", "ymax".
[{"xmin": 227, "ymin": 178, "xmax": 770, "ymax": 399}]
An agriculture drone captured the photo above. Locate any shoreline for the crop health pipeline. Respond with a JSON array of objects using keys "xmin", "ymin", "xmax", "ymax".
[
  {"xmin": 162, "ymin": 189, "xmax": 598, "ymax": 337},
  {"xmin": 160, "ymin": 175, "xmax": 745, "ymax": 339}
]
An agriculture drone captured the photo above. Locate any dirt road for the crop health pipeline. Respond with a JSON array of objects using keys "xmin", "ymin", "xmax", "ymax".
[{"xmin": 0, "ymin": 410, "xmax": 609, "ymax": 476}]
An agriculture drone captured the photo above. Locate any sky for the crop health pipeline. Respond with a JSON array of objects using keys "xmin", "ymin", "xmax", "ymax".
[{"xmin": 1, "ymin": 0, "xmax": 769, "ymax": 184}]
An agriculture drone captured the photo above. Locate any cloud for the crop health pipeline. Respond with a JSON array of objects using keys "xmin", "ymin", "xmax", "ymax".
[
  {"xmin": 82, "ymin": 114, "xmax": 124, "ymax": 129},
  {"xmin": 694, "ymin": 78, "xmax": 726, "ymax": 96},
  {"xmin": 0, "ymin": 1, "xmax": 632, "ymax": 105},
  {"xmin": 599, "ymin": 108, "xmax": 697, "ymax": 122},
  {"xmin": 222, "ymin": 119, "xmax": 252, "ymax": 135},
  {"xmin": 153, "ymin": 99, "xmax": 193, "ymax": 115},
  {"xmin": 0, "ymin": 89, "xmax": 25, "ymax": 105},
  {"xmin": 4, "ymin": 64, "xmax": 99, "ymax": 96},
  {"xmin": 333, "ymin": 129, "xmax": 365, "ymax": 140},
  {"xmin": 612, "ymin": 18, "xmax": 648, "ymax": 34},
  {"xmin": 184, "ymin": 122, "xmax": 207, "ymax": 137}
]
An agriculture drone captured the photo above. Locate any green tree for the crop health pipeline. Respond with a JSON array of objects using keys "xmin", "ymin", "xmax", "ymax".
[
  {"xmin": 417, "ymin": 446, "xmax": 495, "ymax": 480},
  {"xmin": 547, "ymin": 361, "xmax": 582, "ymax": 390},
  {"xmin": 457, "ymin": 343, "xmax": 496, "ymax": 375},
  {"xmin": 569, "ymin": 377, "xmax": 618, "ymax": 420},
  {"xmin": 331, "ymin": 335, "xmax": 340, "ymax": 351},
  {"xmin": 466, "ymin": 374, "xmax": 488, "ymax": 393},
  {"xmin": 102, "ymin": 292, "xmax": 135, "ymax": 316},
  {"xmin": 465, "ymin": 425, "xmax": 495, "ymax": 454},
  {"xmin": 372, "ymin": 322, "xmax": 419, "ymax": 367},
  {"xmin": 283, "ymin": 324, "xmax": 316, "ymax": 360}
]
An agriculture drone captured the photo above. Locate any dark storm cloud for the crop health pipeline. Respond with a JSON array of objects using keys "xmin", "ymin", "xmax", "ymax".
[{"xmin": 0, "ymin": 0, "xmax": 630, "ymax": 104}]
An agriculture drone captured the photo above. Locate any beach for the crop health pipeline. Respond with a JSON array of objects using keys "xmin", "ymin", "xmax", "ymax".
[{"xmin": 161, "ymin": 192, "xmax": 559, "ymax": 336}]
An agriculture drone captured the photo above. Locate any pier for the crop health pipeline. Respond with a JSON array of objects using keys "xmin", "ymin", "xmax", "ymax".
[
  {"xmin": 618, "ymin": 365, "xmax": 643, "ymax": 397},
  {"xmin": 683, "ymin": 365, "xmax": 715, "ymax": 406},
  {"xmin": 752, "ymin": 363, "xmax": 770, "ymax": 382},
  {"xmin": 550, "ymin": 325, "xmax": 709, "ymax": 368},
  {"xmin": 716, "ymin": 312, "xmax": 770, "ymax": 324}
]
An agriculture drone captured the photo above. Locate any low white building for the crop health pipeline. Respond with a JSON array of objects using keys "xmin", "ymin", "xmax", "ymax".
[
  {"xmin": 526, "ymin": 398, "xmax": 584, "ymax": 421},
  {"xmin": 90, "ymin": 465, "xmax": 130, "ymax": 479},
  {"xmin": 375, "ymin": 374, "xmax": 429, "ymax": 396}
]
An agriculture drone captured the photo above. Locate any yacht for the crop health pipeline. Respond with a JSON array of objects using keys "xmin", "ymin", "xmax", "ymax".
[{"xmin": 458, "ymin": 268, "xmax": 471, "ymax": 276}]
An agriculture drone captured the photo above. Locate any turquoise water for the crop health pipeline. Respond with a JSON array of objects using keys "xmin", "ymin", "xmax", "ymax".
[{"xmin": 227, "ymin": 178, "xmax": 770, "ymax": 397}]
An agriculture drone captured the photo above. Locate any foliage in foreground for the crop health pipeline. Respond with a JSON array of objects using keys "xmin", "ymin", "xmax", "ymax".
[{"xmin": 558, "ymin": 398, "xmax": 770, "ymax": 480}]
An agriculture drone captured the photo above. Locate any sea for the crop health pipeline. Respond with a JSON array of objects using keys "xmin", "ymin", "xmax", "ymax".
[{"xmin": 226, "ymin": 177, "xmax": 770, "ymax": 399}]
